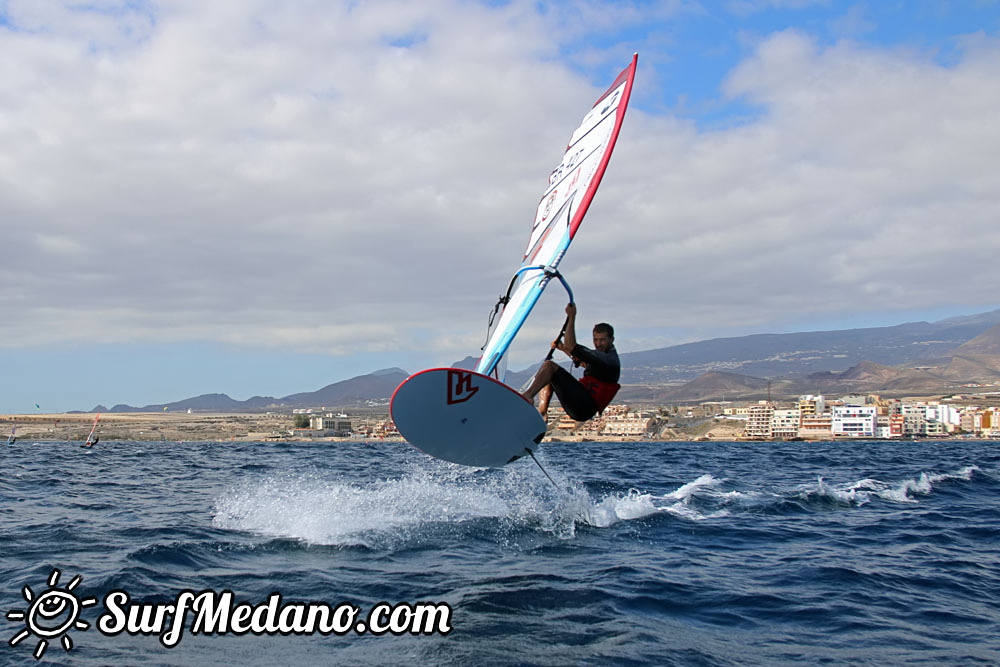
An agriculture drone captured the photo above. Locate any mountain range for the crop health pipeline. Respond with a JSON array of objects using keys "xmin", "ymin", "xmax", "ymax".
[{"xmin": 91, "ymin": 308, "xmax": 1000, "ymax": 412}]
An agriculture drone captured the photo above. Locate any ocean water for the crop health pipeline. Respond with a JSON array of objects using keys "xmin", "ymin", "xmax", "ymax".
[{"xmin": 1, "ymin": 437, "xmax": 998, "ymax": 666}]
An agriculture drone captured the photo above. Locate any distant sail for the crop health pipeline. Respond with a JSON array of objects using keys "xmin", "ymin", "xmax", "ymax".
[
  {"xmin": 83, "ymin": 413, "xmax": 101, "ymax": 447},
  {"xmin": 476, "ymin": 54, "xmax": 637, "ymax": 381}
]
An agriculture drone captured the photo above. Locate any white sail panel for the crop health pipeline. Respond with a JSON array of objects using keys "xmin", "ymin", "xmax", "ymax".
[{"xmin": 476, "ymin": 54, "xmax": 637, "ymax": 380}]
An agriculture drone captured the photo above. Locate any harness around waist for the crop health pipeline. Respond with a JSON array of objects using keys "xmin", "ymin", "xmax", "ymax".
[{"xmin": 580, "ymin": 375, "xmax": 620, "ymax": 411}]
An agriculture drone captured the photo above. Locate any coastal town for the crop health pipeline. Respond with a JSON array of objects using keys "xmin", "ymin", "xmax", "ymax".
[
  {"xmin": 6, "ymin": 390, "xmax": 1000, "ymax": 443},
  {"xmin": 540, "ymin": 393, "xmax": 1000, "ymax": 441},
  {"xmin": 722, "ymin": 394, "xmax": 1000, "ymax": 440}
]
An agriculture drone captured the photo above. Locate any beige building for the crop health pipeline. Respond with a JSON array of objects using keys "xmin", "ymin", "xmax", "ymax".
[
  {"xmin": 602, "ymin": 408, "xmax": 653, "ymax": 438},
  {"xmin": 798, "ymin": 414, "xmax": 833, "ymax": 440},
  {"xmin": 798, "ymin": 395, "xmax": 826, "ymax": 416},
  {"xmin": 744, "ymin": 402, "xmax": 774, "ymax": 439}
]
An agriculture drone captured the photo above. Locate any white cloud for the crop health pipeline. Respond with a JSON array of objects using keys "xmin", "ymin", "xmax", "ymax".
[
  {"xmin": 1, "ymin": 2, "xmax": 999, "ymax": 379},
  {"xmin": 589, "ymin": 29, "xmax": 1000, "ymax": 348},
  {"xmin": 0, "ymin": 1, "xmax": 582, "ymax": 352}
]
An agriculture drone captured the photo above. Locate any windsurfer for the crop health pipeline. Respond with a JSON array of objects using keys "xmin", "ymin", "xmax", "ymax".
[{"xmin": 522, "ymin": 303, "xmax": 620, "ymax": 421}]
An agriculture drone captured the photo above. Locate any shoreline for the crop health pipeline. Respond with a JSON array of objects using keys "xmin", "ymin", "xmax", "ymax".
[{"xmin": 2, "ymin": 412, "xmax": 989, "ymax": 444}]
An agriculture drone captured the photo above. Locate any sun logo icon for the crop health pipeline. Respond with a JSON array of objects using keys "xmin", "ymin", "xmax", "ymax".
[{"xmin": 6, "ymin": 568, "xmax": 97, "ymax": 660}]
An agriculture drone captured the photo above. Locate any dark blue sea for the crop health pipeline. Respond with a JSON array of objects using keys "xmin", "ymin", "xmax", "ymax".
[{"xmin": 2, "ymin": 437, "xmax": 998, "ymax": 665}]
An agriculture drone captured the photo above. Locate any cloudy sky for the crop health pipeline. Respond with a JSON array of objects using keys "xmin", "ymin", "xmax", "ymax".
[{"xmin": 2, "ymin": 1, "xmax": 999, "ymax": 413}]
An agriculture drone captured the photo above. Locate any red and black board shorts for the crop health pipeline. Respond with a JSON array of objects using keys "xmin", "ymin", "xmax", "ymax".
[{"xmin": 550, "ymin": 366, "xmax": 599, "ymax": 422}]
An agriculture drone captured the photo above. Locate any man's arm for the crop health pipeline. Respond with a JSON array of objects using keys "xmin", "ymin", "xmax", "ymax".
[
  {"xmin": 570, "ymin": 345, "xmax": 620, "ymax": 383},
  {"xmin": 557, "ymin": 302, "xmax": 578, "ymax": 355}
]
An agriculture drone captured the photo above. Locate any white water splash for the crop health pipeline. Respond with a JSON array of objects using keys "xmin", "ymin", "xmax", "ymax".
[
  {"xmin": 579, "ymin": 489, "xmax": 662, "ymax": 528},
  {"xmin": 664, "ymin": 473, "xmax": 720, "ymax": 502},
  {"xmin": 212, "ymin": 465, "xmax": 684, "ymax": 546},
  {"xmin": 810, "ymin": 465, "xmax": 980, "ymax": 505},
  {"xmin": 212, "ymin": 463, "xmax": 981, "ymax": 546},
  {"xmin": 213, "ymin": 470, "xmax": 513, "ymax": 546}
]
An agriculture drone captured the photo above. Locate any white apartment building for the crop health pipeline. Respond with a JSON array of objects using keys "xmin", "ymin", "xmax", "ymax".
[
  {"xmin": 831, "ymin": 405, "xmax": 877, "ymax": 438},
  {"xmin": 876, "ymin": 416, "xmax": 892, "ymax": 439},
  {"xmin": 309, "ymin": 415, "xmax": 353, "ymax": 435},
  {"xmin": 925, "ymin": 403, "xmax": 961, "ymax": 434},
  {"xmin": 771, "ymin": 408, "xmax": 801, "ymax": 439}
]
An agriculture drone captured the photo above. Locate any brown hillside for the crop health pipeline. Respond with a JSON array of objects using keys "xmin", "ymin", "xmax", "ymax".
[
  {"xmin": 938, "ymin": 355, "xmax": 1000, "ymax": 382},
  {"xmin": 953, "ymin": 323, "xmax": 1000, "ymax": 355},
  {"xmin": 655, "ymin": 371, "xmax": 778, "ymax": 402},
  {"xmin": 838, "ymin": 361, "xmax": 899, "ymax": 382}
]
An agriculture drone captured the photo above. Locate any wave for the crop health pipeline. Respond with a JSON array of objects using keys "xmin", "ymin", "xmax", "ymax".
[
  {"xmin": 212, "ymin": 461, "xmax": 984, "ymax": 547},
  {"xmin": 806, "ymin": 465, "xmax": 980, "ymax": 506},
  {"xmin": 211, "ymin": 460, "xmax": 690, "ymax": 546},
  {"xmin": 638, "ymin": 464, "xmax": 983, "ymax": 520}
]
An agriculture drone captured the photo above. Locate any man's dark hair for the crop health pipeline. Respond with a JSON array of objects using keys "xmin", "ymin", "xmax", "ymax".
[{"xmin": 593, "ymin": 323, "xmax": 614, "ymax": 339}]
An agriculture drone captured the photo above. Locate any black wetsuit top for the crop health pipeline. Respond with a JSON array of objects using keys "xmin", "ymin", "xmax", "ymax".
[
  {"xmin": 572, "ymin": 343, "xmax": 620, "ymax": 384},
  {"xmin": 551, "ymin": 344, "xmax": 621, "ymax": 421}
]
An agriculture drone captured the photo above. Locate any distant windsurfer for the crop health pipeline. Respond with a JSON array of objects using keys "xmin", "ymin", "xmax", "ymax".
[
  {"xmin": 83, "ymin": 436, "xmax": 98, "ymax": 448},
  {"xmin": 522, "ymin": 303, "xmax": 621, "ymax": 420}
]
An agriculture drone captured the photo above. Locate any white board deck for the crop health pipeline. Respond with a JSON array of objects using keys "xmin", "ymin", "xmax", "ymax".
[{"xmin": 390, "ymin": 368, "xmax": 547, "ymax": 467}]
